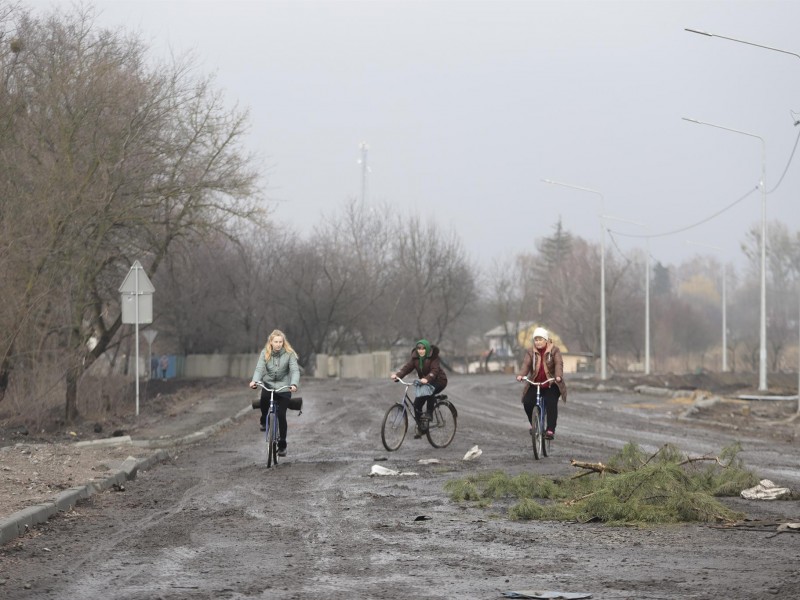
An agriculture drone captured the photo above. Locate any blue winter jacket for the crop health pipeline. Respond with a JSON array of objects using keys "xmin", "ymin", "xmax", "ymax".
[{"xmin": 252, "ymin": 348, "xmax": 300, "ymax": 390}]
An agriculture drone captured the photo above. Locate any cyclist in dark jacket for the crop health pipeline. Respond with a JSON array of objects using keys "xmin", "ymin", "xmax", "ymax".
[{"xmin": 391, "ymin": 339, "xmax": 448, "ymax": 438}]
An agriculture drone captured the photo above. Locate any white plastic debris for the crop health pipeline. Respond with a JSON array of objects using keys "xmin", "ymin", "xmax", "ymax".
[
  {"xmin": 463, "ymin": 445, "xmax": 482, "ymax": 461},
  {"xmin": 418, "ymin": 458, "xmax": 440, "ymax": 464},
  {"xmin": 740, "ymin": 479, "xmax": 791, "ymax": 500},
  {"xmin": 369, "ymin": 464, "xmax": 417, "ymax": 477}
]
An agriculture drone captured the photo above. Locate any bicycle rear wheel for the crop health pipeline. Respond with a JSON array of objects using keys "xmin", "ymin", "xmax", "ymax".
[
  {"xmin": 426, "ymin": 401, "xmax": 457, "ymax": 448},
  {"xmin": 381, "ymin": 403, "xmax": 408, "ymax": 451},
  {"xmin": 266, "ymin": 413, "xmax": 278, "ymax": 467},
  {"xmin": 530, "ymin": 406, "xmax": 542, "ymax": 460}
]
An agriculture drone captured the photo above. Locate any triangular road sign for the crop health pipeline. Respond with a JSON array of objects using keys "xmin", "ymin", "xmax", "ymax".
[{"xmin": 119, "ymin": 260, "xmax": 155, "ymax": 294}]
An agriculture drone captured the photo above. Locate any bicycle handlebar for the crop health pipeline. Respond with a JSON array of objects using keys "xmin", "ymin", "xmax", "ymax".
[
  {"xmin": 392, "ymin": 377, "xmax": 421, "ymax": 386},
  {"xmin": 520, "ymin": 376, "xmax": 555, "ymax": 386},
  {"xmin": 253, "ymin": 381, "xmax": 292, "ymax": 393}
]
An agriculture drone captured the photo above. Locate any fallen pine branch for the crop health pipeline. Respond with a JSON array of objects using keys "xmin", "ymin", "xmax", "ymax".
[{"xmin": 570, "ymin": 459, "xmax": 619, "ymax": 478}]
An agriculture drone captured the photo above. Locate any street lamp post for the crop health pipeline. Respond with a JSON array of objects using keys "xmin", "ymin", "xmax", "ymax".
[
  {"xmin": 542, "ymin": 178, "xmax": 607, "ymax": 380},
  {"xmin": 686, "ymin": 27, "xmax": 800, "ymax": 397},
  {"xmin": 685, "ymin": 28, "xmax": 800, "ymax": 389},
  {"xmin": 687, "ymin": 241, "xmax": 728, "ymax": 373},
  {"xmin": 682, "ymin": 117, "xmax": 767, "ymax": 390},
  {"xmin": 645, "ymin": 237, "xmax": 651, "ymax": 375}
]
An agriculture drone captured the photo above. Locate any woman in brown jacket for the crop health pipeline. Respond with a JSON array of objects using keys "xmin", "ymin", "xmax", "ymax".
[{"xmin": 516, "ymin": 327, "xmax": 567, "ymax": 438}]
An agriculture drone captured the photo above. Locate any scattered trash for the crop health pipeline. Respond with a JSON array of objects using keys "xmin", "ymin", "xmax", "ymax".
[
  {"xmin": 774, "ymin": 522, "xmax": 800, "ymax": 536},
  {"xmin": 418, "ymin": 458, "xmax": 440, "ymax": 464},
  {"xmin": 463, "ymin": 445, "xmax": 482, "ymax": 461},
  {"xmin": 503, "ymin": 591, "xmax": 592, "ymax": 599},
  {"xmin": 741, "ymin": 479, "xmax": 791, "ymax": 501},
  {"xmin": 369, "ymin": 464, "xmax": 418, "ymax": 477},
  {"xmin": 413, "ymin": 515, "xmax": 432, "ymax": 521}
]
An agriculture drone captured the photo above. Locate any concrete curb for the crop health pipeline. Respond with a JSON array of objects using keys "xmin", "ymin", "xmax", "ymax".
[
  {"xmin": 0, "ymin": 449, "xmax": 172, "ymax": 546},
  {"xmin": 0, "ymin": 403, "xmax": 252, "ymax": 546}
]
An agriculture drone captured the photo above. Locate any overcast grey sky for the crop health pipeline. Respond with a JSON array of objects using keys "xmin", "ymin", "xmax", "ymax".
[{"xmin": 28, "ymin": 1, "xmax": 800, "ymax": 271}]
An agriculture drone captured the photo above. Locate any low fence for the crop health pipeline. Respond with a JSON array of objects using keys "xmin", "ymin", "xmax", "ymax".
[
  {"xmin": 183, "ymin": 353, "xmax": 257, "ymax": 379},
  {"xmin": 117, "ymin": 349, "xmax": 588, "ymax": 380},
  {"xmin": 312, "ymin": 352, "xmax": 391, "ymax": 379},
  {"xmin": 167, "ymin": 351, "xmax": 392, "ymax": 380}
]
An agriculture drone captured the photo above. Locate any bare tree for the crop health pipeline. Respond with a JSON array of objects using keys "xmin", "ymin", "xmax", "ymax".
[
  {"xmin": 0, "ymin": 6, "xmax": 260, "ymax": 419},
  {"xmin": 391, "ymin": 217, "xmax": 477, "ymax": 346}
]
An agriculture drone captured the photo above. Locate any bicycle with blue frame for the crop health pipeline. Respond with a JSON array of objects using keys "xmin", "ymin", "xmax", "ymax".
[
  {"xmin": 251, "ymin": 381, "xmax": 302, "ymax": 467},
  {"xmin": 520, "ymin": 376, "xmax": 555, "ymax": 460},
  {"xmin": 381, "ymin": 377, "xmax": 457, "ymax": 451}
]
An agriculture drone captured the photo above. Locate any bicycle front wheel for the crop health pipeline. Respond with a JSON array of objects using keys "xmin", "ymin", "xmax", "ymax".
[
  {"xmin": 542, "ymin": 409, "xmax": 551, "ymax": 457},
  {"xmin": 426, "ymin": 401, "xmax": 457, "ymax": 448},
  {"xmin": 381, "ymin": 403, "xmax": 408, "ymax": 451},
  {"xmin": 266, "ymin": 413, "xmax": 278, "ymax": 467},
  {"xmin": 531, "ymin": 406, "xmax": 542, "ymax": 460}
]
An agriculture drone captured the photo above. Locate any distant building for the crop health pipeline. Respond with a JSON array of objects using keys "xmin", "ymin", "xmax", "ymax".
[{"xmin": 484, "ymin": 322, "xmax": 594, "ymax": 374}]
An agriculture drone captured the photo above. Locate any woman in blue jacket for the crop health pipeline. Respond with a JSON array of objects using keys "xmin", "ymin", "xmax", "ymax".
[{"xmin": 249, "ymin": 329, "xmax": 300, "ymax": 456}]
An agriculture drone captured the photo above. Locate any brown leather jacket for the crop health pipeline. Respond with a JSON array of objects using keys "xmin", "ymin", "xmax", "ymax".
[{"xmin": 518, "ymin": 341, "xmax": 567, "ymax": 402}]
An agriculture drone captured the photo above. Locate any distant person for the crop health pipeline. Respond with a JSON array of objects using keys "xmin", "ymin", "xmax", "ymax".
[
  {"xmin": 159, "ymin": 354, "xmax": 169, "ymax": 380},
  {"xmin": 516, "ymin": 327, "xmax": 567, "ymax": 439},
  {"xmin": 249, "ymin": 330, "xmax": 300, "ymax": 457},
  {"xmin": 150, "ymin": 355, "xmax": 159, "ymax": 380},
  {"xmin": 391, "ymin": 339, "xmax": 448, "ymax": 438}
]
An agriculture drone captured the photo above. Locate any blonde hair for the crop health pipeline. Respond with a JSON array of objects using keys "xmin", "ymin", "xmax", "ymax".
[{"xmin": 264, "ymin": 329, "xmax": 298, "ymax": 360}]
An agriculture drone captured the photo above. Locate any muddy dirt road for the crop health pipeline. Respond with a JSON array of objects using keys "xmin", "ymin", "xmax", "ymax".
[{"xmin": 2, "ymin": 375, "xmax": 798, "ymax": 599}]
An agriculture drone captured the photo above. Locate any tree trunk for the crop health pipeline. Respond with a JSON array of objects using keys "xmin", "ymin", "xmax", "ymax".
[
  {"xmin": 65, "ymin": 365, "xmax": 80, "ymax": 423},
  {"xmin": 0, "ymin": 360, "xmax": 8, "ymax": 404}
]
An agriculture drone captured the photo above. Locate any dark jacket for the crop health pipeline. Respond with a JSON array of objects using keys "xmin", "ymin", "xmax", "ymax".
[
  {"xmin": 518, "ymin": 341, "xmax": 567, "ymax": 402},
  {"xmin": 395, "ymin": 345, "xmax": 448, "ymax": 391}
]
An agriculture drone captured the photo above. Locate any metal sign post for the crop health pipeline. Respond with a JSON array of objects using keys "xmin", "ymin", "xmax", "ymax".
[{"xmin": 119, "ymin": 261, "xmax": 155, "ymax": 416}]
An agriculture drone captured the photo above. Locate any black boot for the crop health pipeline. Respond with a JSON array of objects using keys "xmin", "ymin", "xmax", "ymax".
[{"xmin": 419, "ymin": 414, "xmax": 430, "ymax": 432}]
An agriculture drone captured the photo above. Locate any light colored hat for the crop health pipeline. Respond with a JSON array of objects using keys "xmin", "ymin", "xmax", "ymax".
[{"xmin": 532, "ymin": 327, "xmax": 549, "ymax": 340}]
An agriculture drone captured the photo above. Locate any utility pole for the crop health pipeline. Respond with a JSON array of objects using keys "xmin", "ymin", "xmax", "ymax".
[{"xmin": 358, "ymin": 142, "xmax": 369, "ymax": 203}]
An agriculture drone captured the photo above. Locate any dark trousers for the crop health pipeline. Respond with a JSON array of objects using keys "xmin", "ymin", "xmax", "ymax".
[
  {"xmin": 522, "ymin": 385, "xmax": 560, "ymax": 433},
  {"xmin": 260, "ymin": 390, "xmax": 291, "ymax": 450},
  {"xmin": 414, "ymin": 386, "xmax": 445, "ymax": 422}
]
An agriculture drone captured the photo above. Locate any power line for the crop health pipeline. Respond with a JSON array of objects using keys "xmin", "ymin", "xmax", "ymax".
[
  {"xmin": 609, "ymin": 186, "xmax": 758, "ymax": 239},
  {"xmin": 610, "ymin": 124, "xmax": 800, "ymax": 240}
]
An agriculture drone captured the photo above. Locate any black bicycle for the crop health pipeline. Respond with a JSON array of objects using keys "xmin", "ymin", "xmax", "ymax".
[
  {"xmin": 520, "ymin": 376, "xmax": 555, "ymax": 460},
  {"xmin": 251, "ymin": 382, "xmax": 302, "ymax": 467},
  {"xmin": 381, "ymin": 378, "xmax": 457, "ymax": 451}
]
